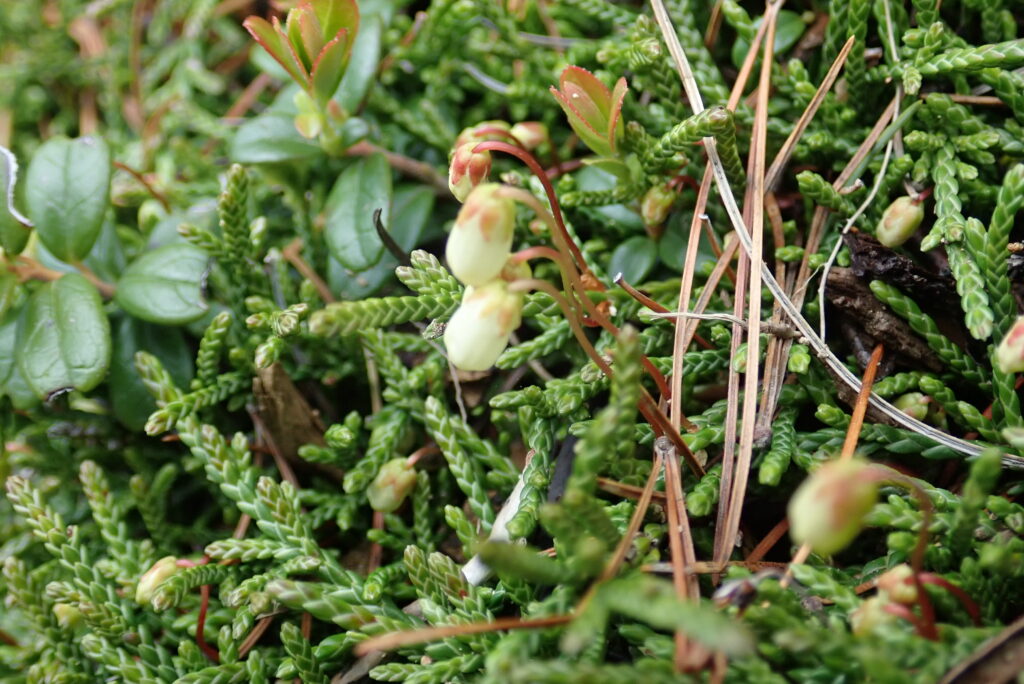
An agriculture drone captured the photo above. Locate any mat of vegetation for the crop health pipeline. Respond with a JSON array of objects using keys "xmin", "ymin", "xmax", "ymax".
[{"xmin": 2, "ymin": 0, "xmax": 1024, "ymax": 681}]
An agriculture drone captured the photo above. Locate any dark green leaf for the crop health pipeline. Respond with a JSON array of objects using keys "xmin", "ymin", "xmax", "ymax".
[
  {"xmin": 609, "ymin": 236, "xmax": 658, "ymax": 284},
  {"xmin": 325, "ymin": 153, "xmax": 392, "ymax": 271},
  {"xmin": 16, "ymin": 273, "xmax": 111, "ymax": 398},
  {"xmin": 109, "ymin": 317, "xmax": 193, "ymax": 430},
  {"xmin": 36, "ymin": 220, "xmax": 127, "ymax": 283},
  {"xmin": 731, "ymin": 11, "xmax": 806, "ymax": 68},
  {"xmin": 115, "ymin": 244, "xmax": 209, "ymax": 325},
  {"xmin": 0, "ymin": 272, "xmax": 23, "ymax": 318},
  {"xmin": 335, "ymin": 14, "xmax": 382, "ymax": 113},
  {"xmin": 0, "ymin": 145, "xmax": 32, "ymax": 255},
  {"xmin": 25, "ymin": 136, "xmax": 111, "ymax": 262},
  {"xmin": 231, "ymin": 112, "xmax": 323, "ymax": 164},
  {"xmin": 330, "ymin": 184, "xmax": 434, "ymax": 298}
]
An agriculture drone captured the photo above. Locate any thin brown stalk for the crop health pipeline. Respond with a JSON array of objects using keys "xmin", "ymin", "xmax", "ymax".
[
  {"xmin": 764, "ymin": 36, "xmax": 856, "ymax": 192},
  {"xmin": 114, "ymin": 161, "xmax": 171, "ymax": 211},
  {"xmin": 713, "ymin": 0, "xmax": 780, "ymax": 570},
  {"xmin": 349, "ymin": 141, "xmax": 449, "ymax": 195},
  {"xmin": 598, "ymin": 448, "xmax": 665, "ymax": 582},
  {"xmin": 353, "ymin": 615, "xmax": 572, "ymax": 655},
  {"xmin": 282, "ymin": 238, "xmax": 335, "ymax": 303}
]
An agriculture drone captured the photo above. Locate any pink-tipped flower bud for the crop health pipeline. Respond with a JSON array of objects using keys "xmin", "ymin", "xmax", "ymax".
[
  {"xmin": 455, "ymin": 120, "xmax": 511, "ymax": 149},
  {"xmin": 510, "ymin": 122, "xmax": 548, "ymax": 150},
  {"xmin": 641, "ymin": 184, "xmax": 679, "ymax": 229},
  {"xmin": 851, "ymin": 596, "xmax": 895, "ymax": 636},
  {"xmin": 445, "ymin": 183, "xmax": 516, "ymax": 286},
  {"xmin": 995, "ymin": 316, "xmax": 1024, "ymax": 373},
  {"xmin": 448, "ymin": 143, "xmax": 492, "ymax": 202},
  {"xmin": 135, "ymin": 556, "xmax": 180, "ymax": 605},
  {"xmin": 367, "ymin": 458, "xmax": 418, "ymax": 512},
  {"xmin": 876, "ymin": 196, "xmax": 924, "ymax": 247},
  {"xmin": 788, "ymin": 459, "xmax": 879, "ymax": 556},
  {"xmin": 893, "ymin": 392, "xmax": 929, "ymax": 421},
  {"xmin": 443, "ymin": 280, "xmax": 522, "ymax": 371},
  {"xmin": 876, "ymin": 564, "xmax": 917, "ymax": 605}
]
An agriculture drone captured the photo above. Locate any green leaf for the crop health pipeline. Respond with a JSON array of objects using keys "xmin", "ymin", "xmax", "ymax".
[
  {"xmin": 334, "ymin": 14, "xmax": 382, "ymax": 113},
  {"xmin": 16, "ymin": 273, "xmax": 111, "ymax": 398},
  {"xmin": 731, "ymin": 10, "xmax": 806, "ymax": 68},
  {"xmin": 330, "ymin": 184, "xmax": 435, "ymax": 299},
  {"xmin": 0, "ymin": 272, "xmax": 23, "ymax": 319},
  {"xmin": 109, "ymin": 317, "xmax": 193, "ymax": 430},
  {"xmin": 36, "ymin": 220, "xmax": 126, "ymax": 283},
  {"xmin": 609, "ymin": 236, "xmax": 658, "ymax": 284},
  {"xmin": 115, "ymin": 244, "xmax": 209, "ymax": 325},
  {"xmin": 0, "ymin": 145, "xmax": 33, "ymax": 255},
  {"xmin": 231, "ymin": 112, "xmax": 323, "ymax": 164},
  {"xmin": 25, "ymin": 136, "xmax": 111, "ymax": 263},
  {"xmin": 325, "ymin": 153, "xmax": 392, "ymax": 271}
]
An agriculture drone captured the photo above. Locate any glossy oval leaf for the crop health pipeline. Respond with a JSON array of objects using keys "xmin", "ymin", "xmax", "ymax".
[
  {"xmin": 25, "ymin": 136, "xmax": 111, "ymax": 262},
  {"xmin": 16, "ymin": 273, "xmax": 111, "ymax": 398},
  {"xmin": 0, "ymin": 145, "xmax": 33, "ymax": 255},
  {"xmin": 731, "ymin": 11, "xmax": 806, "ymax": 68},
  {"xmin": 231, "ymin": 112, "xmax": 324, "ymax": 164},
  {"xmin": 325, "ymin": 153, "xmax": 392, "ymax": 271},
  {"xmin": 609, "ymin": 235, "xmax": 658, "ymax": 284},
  {"xmin": 335, "ymin": 14, "xmax": 382, "ymax": 113},
  {"xmin": 116, "ymin": 244, "xmax": 209, "ymax": 324},
  {"xmin": 109, "ymin": 316, "xmax": 194, "ymax": 430}
]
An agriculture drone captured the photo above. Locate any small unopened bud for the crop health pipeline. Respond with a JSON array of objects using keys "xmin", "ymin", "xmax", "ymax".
[
  {"xmin": 876, "ymin": 564, "xmax": 917, "ymax": 605},
  {"xmin": 851, "ymin": 596, "xmax": 895, "ymax": 636},
  {"xmin": 455, "ymin": 120, "xmax": 511, "ymax": 149},
  {"xmin": 893, "ymin": 392, "xmax": 929, "ymax": 421},
  {"xmin": 367, "ymin": 458, "xmax": 418, "ymax": 512},
  {"xmin": 640, "ymin": 184, "xmax": 679, "ymax": 228},
  {"xmin": 135, "ymin": 556, "xmax": 180, "ymax": 605},
  {"xmin": 876, "ymin": 196, "xmax": 924, "ymax": 247},
  {"xmin": 788, "ymin": 459, "xmax": 879, "ymax": 556},
  {"xmin": 443, "ymin": 281, "xmax": 522, "ymax": 371},
  {"xmin": 53, "ymin": 602, "xmax": 83, "ymax": 629},
  {"xmin": 510, "ymin": 122, "xmax": 548, "ymax": 150},
  {"xmin": 445, "ymin": 183, "xmax": 516, "ymax": 287},
  {"xmin": 448, "ymin": 143, "xmax": 492, "ymax": 202},
  {"xmin": 995, "ymin": 316, "xmax": 1024, "ymax": 373}
]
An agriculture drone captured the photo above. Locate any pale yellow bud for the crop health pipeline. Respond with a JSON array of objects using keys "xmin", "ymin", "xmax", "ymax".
[
  {"xmin": 851, "ymin": 596, "xmax": 895, "ymax": 636},
  {"xmin": 135, "ymin": 556, "xmax": 180, "ymax": 605},
  {"xmin": 893, "ymin": 392, "xmax": 929, "ymax": 421},
  {"xmin": 788, "ymin": 459, "xmax": 879, "ymax": 556},
  {"xmin": 510, "ymin": 122, "xmax": 548, "ymax": 150},
  {"xmin": 367, "ymin": 458, "xmax": 418, "ymax": 512},
  {"xmin": 995, "ymin": 316, "xmax": 1024, "ymax": 373},
  {"xmin": 640, "ymin": 184, "xmax": 679, "ymax": 228},
  {"xmin": 53, "ymin": 603, "xmax": 83, "ymax": 629},
  {"xmin": 443, "ymin": 281, "xmax": 522, "ymax": 371},
  {"xmin": 445, "ymin": 184, "xmax": 516, "ymax": 287},
  {"xmin": 876, "ymin": 196, "xmax": 924, "ymax": 247},
  {"xmin": 876, "ymin": 564, "xmax": 917, "ymax": 605}
]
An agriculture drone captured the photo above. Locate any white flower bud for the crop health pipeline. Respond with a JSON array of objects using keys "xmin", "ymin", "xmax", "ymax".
[
  {"xmin": 995, "ymin": 316, "xmax": 1024, "ymax": 373},
  {"xmin": 510, "ymin": 122, "xmax": 548, "ymax": 150},
  {"xmin": 367, "ymin": 458, "xmax": 418, "ymax": 512},
  {"xmin": 443, "ymin": 281, "xmax": 522, "ymax": 371},
  {"xmin": 851, "ymin": 596, "xmax": 895, "ymax": 636},
  {"xmin": 788, "ymin": 459, "xmax": 879, "ymax": 556},
  {"xmin": 876, "ymin": 564, "xmax": 917, "ymax": 605},
  {"xmin": 445, "ymin": 184, "xmax": 516, "ymax": 287},
  {"xmin": 135, "ymin": 556, "xmax": 180, "ymax": 605},
  {"xmin": 876, "ymin": 196, "xmax": 924, "ymax": 247}
]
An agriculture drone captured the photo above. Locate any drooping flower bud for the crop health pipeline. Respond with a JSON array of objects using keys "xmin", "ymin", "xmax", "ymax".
[
  {"xmin": 876, "ymin": 196, "xmax": 924, "ymax": 247},
  {"xmin": 640, "ymin": 183, "xmax": 679, "ymax": 230},
  {"xmin": 893, "ymin": 392, "xmax": 929, "ymax": 421},
  {"xmin": 448, "ymin": 143, "xmax": 492, "ymax": 202},
  {"xmin": 876, "ymin": 564, "xmax": 917, "ymax": 605},
  {"xmin": 995, "ymin": 316, "xmax": 1024, "ymax": 373},
  {"xmin": 53, "ymin": 603, "xmax": 83, "ymax": 629},
  {"xmin": 851, "ymin": 596, "xmax": 895, "ymax": 636},
  {"xmin": 443, "ymin": 281, "xmax": 522, "ymax": 371},
  {"xmin": 455, "ymin": 120, "xmax": 511, "ymax": 149},
  {"xmin": 135, "ymin": 556, "xmax": 181, "ymax": 605},
  {"xmin": 788, "ymin": 459, "xmax": 879, "ymax": 556},
  {"xmin": 445, "ymin": 184, "xmax": 516, "ymax": 287},
  {"xmin": 367, "ymin": 458, "xmax": 418, "ymax": 512},
  {"xmin": 510, "ymin": 122, "xmax": 548, "ymax": 150}
]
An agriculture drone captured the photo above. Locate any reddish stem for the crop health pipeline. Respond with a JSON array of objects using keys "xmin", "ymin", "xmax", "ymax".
[
  {"xmin": 919, "ymin": 572, "xmax": 982, "ymax": 626},
  {"xmin": 196, "ymin": 584, "xmax": 219, "ymax": 663},
  {"xmin": 473, "ymin": 141, "xmax": 591, "ymax": 278}
]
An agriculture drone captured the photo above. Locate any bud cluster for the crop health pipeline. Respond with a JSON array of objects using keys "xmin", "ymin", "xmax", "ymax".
[
  {"xmin": 442, "ymin": 184, "xmax": 526, "ymax": 371},
  {"xmin": 447, "ymin": 121, "xmax": 549, "ymax": 201}
]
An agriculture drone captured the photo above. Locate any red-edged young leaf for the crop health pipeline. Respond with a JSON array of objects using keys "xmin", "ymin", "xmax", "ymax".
[
  {"xmin": 312, "ymin": 0, "xmax": 359, "ymax": 45},
  {"xmin": 560, "ymin": 66, "xmax": 612, "ymax": 120},
  {"xmin": 244, "ymin": 15, "xmax": 310, "ymax": 88},
  {"xmin": 551, "ymin": 66, "xmax": 621, "ymax": 158},
  {"xmin": 310, "ymin": 29, "xmax": 351, "ymax": 105},
  {"xmin": 607, "ymin": 77, "xmax": 628, "ymax": 154},
  {"xmin": 286, "ymin": 3, "xmax": 323, "ymax": 73},
  {"xmin": 550, "ymin": 86, "xmax": 612, "ymax": 158}
]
